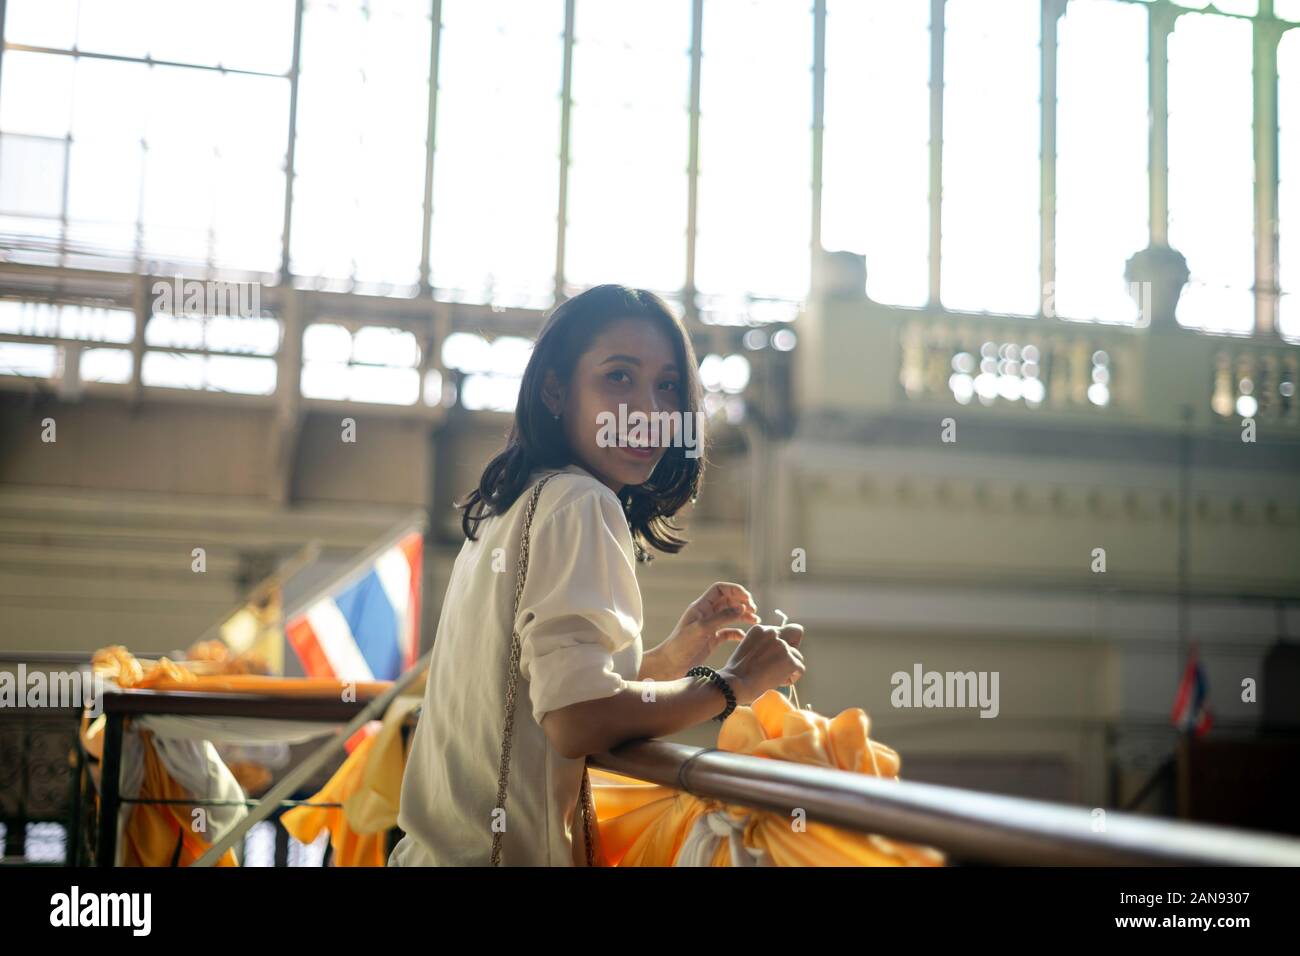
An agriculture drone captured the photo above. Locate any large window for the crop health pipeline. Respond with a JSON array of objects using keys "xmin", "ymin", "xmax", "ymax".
[
  {"xmin": 565, "ymin": 0, "xmax": 691, "ymax": 298},
  {"xmin": 427, "ymin": 0, "xmax": 564, "ymax": 309},
  {"xmin": 1280, "ymin": 28, "xmax": 1300, "ymax": 340},
  {"xmin": 0, "ymin": 0, "xmax": 1296, "ymax": 355},
  {"xmin": 1167, "ymin": 11, "xmax": 1255, "ymax": 334},
  {"xmin": 0, "ymin": 0, "xmax": 293, "ymax": 274},
  {"xmin": 941, "ymin": 0, "xmax": 1042, "ymax": 316},
  {"xmin": 301, "ymin": 322, "xmax": 421, "ymax": 404},
  {"xmin": 1054, "ymin": 0, "xmax": 1148, "ymax": 325},
  {"xmin": 694, "ymin": 0, "xmax": 812, "ymax": 323},
  {"xmin": 821, "ymin": 0, "xmax": 931, "ymax": 309},
  {"xmin": 291, "ymin": 0, "xmax": 432, "ymax": 292}
]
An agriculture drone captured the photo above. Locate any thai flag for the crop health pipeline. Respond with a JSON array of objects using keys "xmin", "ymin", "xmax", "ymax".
[
  {"xmin": 1170, "ymin": 642, "xmax": 1213, "ymax": 737},
  {"xmin": 286, "ymin": 529, "xmax": 423, "ymax": 682}
]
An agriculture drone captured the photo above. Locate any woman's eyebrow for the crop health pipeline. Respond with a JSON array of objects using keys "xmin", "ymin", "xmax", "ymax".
[{"xmin": 598, "ymin": 354, "xmax": 680, "ymax": 373}]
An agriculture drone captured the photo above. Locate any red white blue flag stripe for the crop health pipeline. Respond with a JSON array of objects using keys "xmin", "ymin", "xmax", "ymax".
[
  {"xmin": 287, "ymin": 530, "xmax": 422, "ymax": 681},
  {"xmin": 1170, "ymin": 642, "xmax": 1213, "ymax": 737}
]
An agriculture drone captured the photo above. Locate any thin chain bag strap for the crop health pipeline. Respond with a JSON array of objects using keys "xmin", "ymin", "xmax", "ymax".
[{"xmin": 489, "ymin": 474, "xmax": 602, "ymax": 867}]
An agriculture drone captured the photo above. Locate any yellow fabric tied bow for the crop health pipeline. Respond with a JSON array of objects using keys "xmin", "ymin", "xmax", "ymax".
[{"xmin": 588, "ymin": 689, "xmax": 946, "ymax": 867}]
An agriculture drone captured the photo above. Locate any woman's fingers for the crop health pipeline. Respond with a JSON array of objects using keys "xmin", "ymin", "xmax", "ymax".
[
  {"xmin": 778, "ymin": 623, "xmax": 804, "ymax": 649},
  {"xmin": 702, "ymin": 582, "xmax": 755, "ymax": 614},
  {"xmin": 715, "ymin": 627, "xmax": 746, "ymax": 644},
  {"xmin": 719, "ymin": 605, "xmax": 760, "ymax": 626},
  {"xmin": 703, "ymin": 600, "xmax": 758, "ymax": 629}
]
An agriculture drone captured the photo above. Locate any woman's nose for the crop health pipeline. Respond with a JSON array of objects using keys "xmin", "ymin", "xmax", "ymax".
[{"xmin": 630, "ymin": 386, "xmax": 662, "ymax": 417}]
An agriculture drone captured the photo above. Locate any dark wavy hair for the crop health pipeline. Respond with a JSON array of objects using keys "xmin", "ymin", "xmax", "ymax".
[{"xmin": 457, "ymin": 284, "xmax": 707, "ymax": 561}]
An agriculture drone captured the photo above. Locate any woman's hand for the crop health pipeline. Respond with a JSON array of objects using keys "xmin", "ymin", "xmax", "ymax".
[
  {"xmin": 718, "ymin": 623, "xmax": 805, "ymax": 706},
  {"xmin": 644, "ymin": 582, "xmax": 760, "ymax": 680}
]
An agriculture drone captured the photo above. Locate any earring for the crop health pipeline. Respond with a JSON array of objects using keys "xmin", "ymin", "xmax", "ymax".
[{"xmin": 553, "ymin": 412, "xmax": 560, "ymax": 421}]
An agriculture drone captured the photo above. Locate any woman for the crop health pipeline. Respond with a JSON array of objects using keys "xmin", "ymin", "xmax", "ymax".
[{"xmin": 389, "ymin": 284, "xmax": 806, "ymax": 866}]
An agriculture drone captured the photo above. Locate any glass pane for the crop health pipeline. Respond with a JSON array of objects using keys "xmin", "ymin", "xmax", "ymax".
[
  {"xmin": 301, "ymin": 362, "xmax": 420, "ymax": 404},
  {"xmin": 822, "ymin": 0, "xmax": 931, "ymax": 308},
  {"xmin": 941, "ymin": 0, "xmax": 1041, "ymax": 316},
  {"xmin": 210, "ymin": 0, "xmax": 297, "ymax": 74},
  {"xmin": 1054, "ymin": 0, "xmax": 1148, "ymax": 325},
  {"xmin": 0, "ymin": 342, "xmax": 60, "ymax": 377},
  {"xmin": 1280, "ymin": 30, "xmax": 1300, "ymax": 340},
  {"xmin": 76, "ymin": 0, "xmax": 150, "ymax": 58},
  {"xmin": 0, "ymin": 51, "xmax": 74, "ymax": 138},
  {"xmin": 303, "ymin": 323, "xmax": 352, "ymax": 363},
  {"xmin": 70, "ymin": 56, "xmax": 147, "ymax": 146},
  {"xmin": 694, "ymin": 0, "xmax": 812, "ymax": 321},
  {"xmin": 352, "ymin": 326, "xmax": 419, "ymax": 366},
  {"xmin": 0, "ymin": 134, "xmax": 66, "ymax": 218},
  {"xmin": 147, "ymin": 0, "xmax": 295, "ymax": 73},
  {"xmin": 207, "ymin": 354, "xmax": 277, "ymax": 394},
  {"xmin": 429, "ymin": 0, "xmax": 565, "ymax": 307},
  {"xmin": 4, "ymin": 0, "xmax": 79, "ymax": 49},
  {"xmin": 81, "ymin": 347, "xmax": 134, "ymax": 384},
  {"xmin": 206, "ymin": 316, "xmax": 280, "ymax": 355},
  {"xmin": 141, "ymin": 65, "xmax": 221, "ymax": 265},
  {"xmin": 0, "ymin": 301, "xmax": 133, "ymax": 343},
  {"xmin": 65, "ymin": 58, "xmax": 148, "ymax": 261},
  {"xmin": 301, "ymin": 322, "xmax": 420, "ymax": 404},
  {"xmin": 565, "ymin": 0, "xmax": 691, "ymax": 296},
  {"xmin": 346, "ymin": 365, "xmax": 420, "ymax": 404},
  {"xmin": 147, "ymin": 0, "xmax": 226, "ymax": 68},
  {"xmin": 143, "ymin": 351, "xmax": 275, "ymax": 394},
  {"xmin": 460, "ymin": 373, "xmax": 521, "ymax": 411},
  {"xmin": 1167, "ymin": 12, "xmax": 1254, "ymax": 334},
  {"xmin": 59, "ymin": 305, "xmax": 135, "ymax": 343},
  {"xmin": 211, "ymin": 73, "xmax": 289, "ymax": 273},
  {"xmin": 291, "ymin": 0, "xmax": 432, "ymax": 290}
]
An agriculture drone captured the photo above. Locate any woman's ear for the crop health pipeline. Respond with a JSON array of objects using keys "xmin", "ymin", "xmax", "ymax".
[{"xmin": 541, "ymin": 370, "xmax": 565, "ymax": 418}]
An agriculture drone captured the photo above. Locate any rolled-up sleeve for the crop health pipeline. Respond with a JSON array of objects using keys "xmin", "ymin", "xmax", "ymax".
[{"xmin": 516, "ymin": 488, "xmax": 643, "ymax": 725}]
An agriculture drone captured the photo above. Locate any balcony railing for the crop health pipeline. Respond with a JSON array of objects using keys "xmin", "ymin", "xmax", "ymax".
[
  {"xmin": 90, "ymin": 683, "xmax": 1300, "ymax": 867},
  {"xmin": 7, "ymin": 651, "xmax": 1299, "ymax": 867}
]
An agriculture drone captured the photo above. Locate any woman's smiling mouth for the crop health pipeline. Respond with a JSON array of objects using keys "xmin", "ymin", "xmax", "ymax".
[{"xmin": 616, "ymin": 440, "xmax": 657, "ymax": 461}]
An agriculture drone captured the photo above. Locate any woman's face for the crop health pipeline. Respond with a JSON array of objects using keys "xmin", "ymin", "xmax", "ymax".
[{"xmin": 550, "ymin": 317, "xmax": 684, "ymax": 495}]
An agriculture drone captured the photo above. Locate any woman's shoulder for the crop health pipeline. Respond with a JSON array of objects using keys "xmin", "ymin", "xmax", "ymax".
[
  {"xmin": 533, "ymin": 464, "xmax": 622, "ymax": 518},
  {"xmin": 527, "ymin": 465, "xmax": 637, "ymax": 555},
  {"xmin": 526, "ymin": 465, "xmax": 639, "ymax": 574}
]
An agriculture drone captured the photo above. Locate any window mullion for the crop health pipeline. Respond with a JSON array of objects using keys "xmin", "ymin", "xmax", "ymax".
[
  {"xmin": 1042, "ymin": 0, "xmax": 1063, "ymax": 319},
  {"xmin": 1253, "ymin": 16, "xmax": 1283, "ymax": 336},
  {"xmin": 553, "ymin": 0, "xmax": 575, "ymax": 305},
  {"xmin": 929, "ymin": 0, "xmax": 944, "ymax": 307},
  {"xmin": 280, "ymin": 0, "xmax": 305, "ymax": 285},
  {"xmin": 1149, "ymin": 2, "xmax": 1175, "ymax": 247}
]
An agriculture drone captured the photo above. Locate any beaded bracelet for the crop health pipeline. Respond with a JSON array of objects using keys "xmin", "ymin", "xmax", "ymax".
[{"xmin": 687, "ymin": 665, "xmax": 737, "ymax": 722}]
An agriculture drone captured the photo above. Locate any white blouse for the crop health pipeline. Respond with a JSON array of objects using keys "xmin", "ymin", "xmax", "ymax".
[{"xmin": 389, "ymin": 463, "xmax": 644, "ymax": 866}]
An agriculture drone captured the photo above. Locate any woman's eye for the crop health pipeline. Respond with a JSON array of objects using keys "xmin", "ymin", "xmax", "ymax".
[
  {"xmin": 607, "ymin": 370, "xmax": 631, "ymax": 384},
  {"xmin": 659, "ymin": 380, "xmax": 679, "ymax": 392}
]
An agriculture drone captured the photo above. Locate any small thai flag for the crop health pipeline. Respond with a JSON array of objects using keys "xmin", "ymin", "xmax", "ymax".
[
  {"xmin": 286, "ymin": 528, "xmax": 423, "ymax": 683},
  {"xmin": 1170, "ymin": 642, "xmax": 1213, "ymax": 737}
]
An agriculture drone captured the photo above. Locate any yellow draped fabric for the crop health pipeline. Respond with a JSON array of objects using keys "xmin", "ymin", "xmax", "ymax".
[
  {"xmin": 280, "ymin": 695, "xmax": 421, "ymax": 867},
  {"xmin": 89, "ymin": 643, "xmax": 393, "ymax": 696},
  {"xmin": 589, "ymin": 690, "xmax": 946, "ymax": 866},
  {"xmin": 279, "ymin": 732, "xmax": 387, "ymax": 867},
  {"xmin": 118, "ymin": 730, "xmax": 240, "ymax": 867},
  {"xmin": 83, "ymin": 644, "xmax": 402, "ymax": 866},
  {"xmin": 279, "ymin": 688, "xmax": 945, "ymax": 867},
  {"xmin": 85, "ymin": 646, "xmax": 942, "ymax": 866}
]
